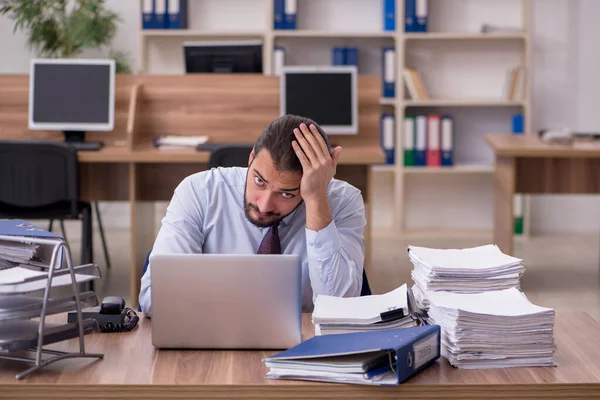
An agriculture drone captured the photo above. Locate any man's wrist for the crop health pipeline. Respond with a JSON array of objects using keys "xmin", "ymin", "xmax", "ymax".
[{"xmin": 304, "ymin": 194, "xmax": 332, "ymax": 231}]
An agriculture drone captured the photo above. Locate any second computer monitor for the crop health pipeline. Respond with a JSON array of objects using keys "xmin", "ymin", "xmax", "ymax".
[
  {"xmin": 280, "ymin": 66, "xmax": 358, "ymax": 135},
  {"xmin": 184, "ymin": 41, "xmax": 263, "ymax": 73}
]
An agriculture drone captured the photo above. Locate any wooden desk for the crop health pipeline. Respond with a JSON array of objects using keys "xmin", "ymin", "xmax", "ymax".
[
  {"xmin": 0, "ymin": 74, "xmax": 385, "ymax": 305},
  {"xmin": 1, "ymin": 312, "xmax": 599, "ymax": 399},
  {"xmin": 486, "ymin": 134, "xmax": 600, "ymax": 255}
]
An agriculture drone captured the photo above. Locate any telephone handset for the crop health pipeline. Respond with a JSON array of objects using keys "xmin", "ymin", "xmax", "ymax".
[{"xmin": 68, "ymin": 296, "xmax": 139, "ymax": 333}]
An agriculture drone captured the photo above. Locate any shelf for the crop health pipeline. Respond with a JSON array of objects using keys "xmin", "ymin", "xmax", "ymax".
[
  {"xmin": 141, "ymin": 30, "xmax": 265, "ymax": 38},
  {"xmin": 274, "ymin": 30, "xmax": 396, "ymax": 38},
  {"xmin": 404, "ymin": 32, "xmax": 526, "ymax": 41},
  {"xmin": 380, "ymin": 98, "xmax": 396, "ymax": 106},
  {"xmin": 403, "ymin": 165, "xmax": 494, "ymax": 174},
  {"xmin": 372, "ymin": 164, "xmax": 396, "ymax": 173},
  {"xmin": 404, "ymin": 99, "xmax": 525, "ymax": 107}
]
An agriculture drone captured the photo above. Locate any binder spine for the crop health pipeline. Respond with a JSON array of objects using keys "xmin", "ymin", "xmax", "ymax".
[
  {"xmin": 273, "ymin": 46, "xmax": 286, "ymax": 76},
  {"xmin": 274, "ymin": 0, "xmax": 285, "ymax": 30},
  {"xmin": 381, "ymin": 113, "xmax": 395, "ymax": 165},
  {"xmin": 382, "ymin": 47, "xmax": 396, "ymax": 98},
  {"xmin": 415, "ymin": 0, "xmax": 428, "ymax": 32},
  {"xmin": 284, "ymin": 0, "xmax": 297, "ymax": 29},
  {"xmin": 405, "ymin": 0, "xmax": 416, "ymax": 32},
  {"xmin": 167, "ymin": 0, "xmax": 187, "ymax": 29},
  {"xmin": 394, "ymin": 326, "xmax": 441, "ymax": 384},
  {"xmin": 142, "ymin": 0, "xmax": 154, "ymax": 29},
  {"xmin": 426, "ymin": 114, "xmax": 440, "ymax": 167},
  {"xmin": 441, "ymin": 115, "xmax": 453, "ymax": 166},
  {"xmin": 154, "ymin": 0, "xmax": 167, "ymax": 29},
  {"xmin": 346, "ymin": 47, "xmax": 359, "ymax": 68},
  {"xmin": 383, "ymin": 0, "xmax": 396, "ymax": 31},
  {"xmin": 403, "ymin": 116, "xmax": 415, "ymax": 167},
  {"xmin": 415, "ymin": 115, "xmax": 427, "ymax": 166},
  {"xmin": 332, "ymin": 47, "xmax": 346, "ymax": 66}
]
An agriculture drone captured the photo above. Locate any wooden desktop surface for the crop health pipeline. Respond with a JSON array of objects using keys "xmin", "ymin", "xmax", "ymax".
[
  {"xmin": 76, "ymin": 143, "xmax": 385, "ymax": 165},
  {"xmin": 1, "ymin": 312, "xmax": 599, "ymax": 399},
  {"xmin": 487, "ymin": 133, "xmax": 600, "ymax": 255},
  {"xmin": 485, "ymin": 133, "xmax": 600, "ymax": 158}
]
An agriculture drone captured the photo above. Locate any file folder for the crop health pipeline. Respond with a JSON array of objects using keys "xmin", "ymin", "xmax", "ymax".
[
  {"xmin": 383, "ymin": 0, "xmax": 396, "ymax": 31},
  {"xmin": 284, "ymin": 0, "xmax": 297, "ymax": 29},
  {"xmin": 0, "ymin": 220, "xmax": 63, "ymax": 268},
  {"xmin": 154, "ymin": 0, "xmax": 167, "ymax": 29},
  {"xmin": 142, "ymin": 0, "xmax": 154, "ymax": 29},
  {"xmin": 441, "ymin": 115, "xmax": 453, "ymax": 166},
  {"xmin": 381, "ymin": 113, "xmax": 395, "ymax": 165},
  {"xmin": 167, "ymin": 0, "xmax": 188, "ymax": 29},
  {"xmin": 332, "ymin": 47, "xmax": 345, "ymax": 66},
  {"xmin": 274, "ymin": 0, "xmax": 285, "ymax": 29},
  {"xmin": 382, "ymin": 47, "xmax": 396, "ymax": 98},
  {"xmin": 404, "ymin": 116, "xmax": 415, "ymax": 166},
  {"xmin": 415, "ymin": 115, "xmax": 427, "ymax": 166},
  {"xmin": 427, "ymin": 114, "xmax": 440, "ymax": 166},
  {"xmin": 273, "ymin": 46, "xmax": 286, "ymax": 76},
  {"xmin": 264, "ymin": 325, "xmax": 441, "ymax": 386},
  {"xmin": 415, "ymin": 0, "xmax": 428, "ymax": 32},
  {"xmin": 405, "ymin": 0, "xmax": 416, "ymax": 32},
  {"xmin": 346, "ymin": 47, "xmax": 359, "ymax": 67}
]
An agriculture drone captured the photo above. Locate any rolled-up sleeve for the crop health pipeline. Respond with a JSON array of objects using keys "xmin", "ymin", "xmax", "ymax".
[
  {"xmin": 138, "ymin": 177, "xmax": 205, "ymax": 317},
  {"xmin": 305, "ymin": 191, "xmax": 365, "ymax": 303}
]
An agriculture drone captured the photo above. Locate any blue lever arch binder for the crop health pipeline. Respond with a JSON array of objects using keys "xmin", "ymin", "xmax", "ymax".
[{"xmin": 264, "ymin": 325, "xmax": 440, "ymax": 385}]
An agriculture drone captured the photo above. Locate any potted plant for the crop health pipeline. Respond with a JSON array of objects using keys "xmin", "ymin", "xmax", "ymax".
[{"xmin": 0, "ymin": 0, "xmax": 132, "ymax": 73}]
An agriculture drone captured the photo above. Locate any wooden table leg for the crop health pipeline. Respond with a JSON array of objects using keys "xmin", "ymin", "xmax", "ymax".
[
  {"xmin": 129, "ymin": 163, "xmax": 158, "ymax": 308},
  {"xmin": 494, "ymin": 156, "xmax": 516, "ymax": 255}
]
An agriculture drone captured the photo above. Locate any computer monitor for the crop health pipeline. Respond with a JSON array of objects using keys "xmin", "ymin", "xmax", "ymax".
[
  {"xmin": 280, "ymin": 66, "xmax": 358, "ymax": 135},
  {"xmin": 28, "ymin": 58, "xmax": 115, "ymax": 148},
  {"xmin": 183, "ymin": 41, "xmax": 263, "ymax": 73}
]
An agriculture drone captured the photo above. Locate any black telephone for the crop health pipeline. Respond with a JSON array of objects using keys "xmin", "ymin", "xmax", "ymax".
[{"xmin": 68, "ymin": 296, "xmax": 139, "ymax": 333}]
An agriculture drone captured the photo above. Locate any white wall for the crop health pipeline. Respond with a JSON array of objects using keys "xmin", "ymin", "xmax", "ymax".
[{"xmin": 0, "ymin": 0, "xmax": 598, "ymax": 234}]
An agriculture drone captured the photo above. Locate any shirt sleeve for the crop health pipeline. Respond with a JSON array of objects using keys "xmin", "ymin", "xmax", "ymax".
[
  {"xmin": 305, "ymin": 191, "xmax": 366, "ymax": 303},
  {"xmin": 138, "ymin": 176, "xmax": 205, "ymax": 317}
]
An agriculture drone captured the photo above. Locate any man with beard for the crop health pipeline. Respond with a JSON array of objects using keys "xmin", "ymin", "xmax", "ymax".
[{"xmin": 138, "ymin": 114, "xmax": 366, "ymax": 317}]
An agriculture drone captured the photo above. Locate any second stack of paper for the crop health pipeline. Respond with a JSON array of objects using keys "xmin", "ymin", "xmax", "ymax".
[
  {"xmin": 426, "ymin": 288, "xmax": 556, "ymax": 369},
  {"xmin": 408, "ymin": 244, "xmax": 524, "ymax": 293}
]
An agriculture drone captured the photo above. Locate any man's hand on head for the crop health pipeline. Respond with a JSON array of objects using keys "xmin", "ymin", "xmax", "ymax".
[{"xmin": 291, "ymin": 123, "xmax": 342, "ymax": 231}]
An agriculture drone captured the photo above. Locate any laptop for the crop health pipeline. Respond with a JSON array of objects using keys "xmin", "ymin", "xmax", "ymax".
[{"xmin": 150, "ymin": 253, "xmax": 303, "ymax": 349}]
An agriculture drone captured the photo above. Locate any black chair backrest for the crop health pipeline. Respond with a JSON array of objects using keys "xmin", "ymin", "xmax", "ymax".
[
  {"xmin": 0, "ymin": 141, "xmax": 79, "ymax": 216},
  {"xmin": 208, "ymin": 144, "xmax": 254, "ymax": 169}
]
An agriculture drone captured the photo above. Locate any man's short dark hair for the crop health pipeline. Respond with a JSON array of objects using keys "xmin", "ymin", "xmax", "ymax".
[{"xmin": 254, "ymin": 114, "xmax": 331, "ymax": 172}]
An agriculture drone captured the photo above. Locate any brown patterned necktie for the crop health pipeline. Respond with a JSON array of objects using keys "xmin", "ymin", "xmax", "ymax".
[{"xmin": 257, "ymin": 224, "xmax": 281, "ymax": 254}]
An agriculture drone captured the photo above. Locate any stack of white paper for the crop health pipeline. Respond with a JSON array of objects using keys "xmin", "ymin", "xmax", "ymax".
[
  {"xmin": 0, "ymin": 239, "xmax": 39, "ymax": 265},
  {"xmin": 408, "ymin": 245, "xmax": 524, "ymax": 294},
  {"xmin": 312, "ymin": 285, "xmax": 418, "ymax": 335},
  {"xmin": 426, "ymin": 288, "xmax": 555, "ymax": 369}
]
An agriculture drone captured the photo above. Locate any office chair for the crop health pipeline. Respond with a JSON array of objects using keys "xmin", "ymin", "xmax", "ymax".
[
  {"xmin": 207, "ymin": 144, "xmax": 254, "ymax": 169},
  {"xmin": 0, "ymin": 141, "xmax": 94, "ymax": 276}
]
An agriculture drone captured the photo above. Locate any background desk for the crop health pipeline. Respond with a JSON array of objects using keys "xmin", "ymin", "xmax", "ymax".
[
  {"xmin": 0, "ymin": 74, "xmax": 385, "ymax": 305},
  {"xmin": 486, "ymin": 134, "xmax": 600, "ymax": 256},
  {"xmin": 77, "ymin": 145, "xmax": 383, "ymax": 308},
  {"xmin": 1, "ymin": 312, "xmax": 599, "ymax": 399}
]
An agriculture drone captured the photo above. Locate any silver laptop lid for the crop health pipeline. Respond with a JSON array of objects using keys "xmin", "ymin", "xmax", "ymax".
[{"xmin": 150, "ymin": 253, "xmax": 302, "ymax": 349}]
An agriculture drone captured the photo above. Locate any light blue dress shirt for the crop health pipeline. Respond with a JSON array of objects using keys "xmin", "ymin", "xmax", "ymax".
[{"xmin": 139, "ymin": 167, "xmax": 366, "ymax": 317}]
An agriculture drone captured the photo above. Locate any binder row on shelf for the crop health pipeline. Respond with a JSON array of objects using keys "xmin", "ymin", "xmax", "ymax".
[
  {"xmin": 274, "ymin": 0, "xmax": 297, "ymax": 30},
  {"xmin": 332, "ymin": 47, "xmax": 359, "ymax": 68},
  {"xmin": 142, "ymin": 0, "xmax": 188, "ymax": 30},
  {"xmin": 405, "ymin": 0, "xmax": 428, "ymax": 32},
  {"xmin": 0, "ymin": 220, "xmax": 103, "ymax": 380},
  {"xmin": 404, "ymin": 115, "xmax": 453, "ymax": 167},
  {"xmin": 273, "ymin": 0, "xmax": 399, "ymax": 31}
]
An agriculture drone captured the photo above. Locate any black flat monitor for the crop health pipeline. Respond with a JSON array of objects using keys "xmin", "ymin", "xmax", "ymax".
[
  {"xmin": 184, "ymin": 41, "xmax": 263, "ymax": 73},
  {"xmin": 28, "ymin": 58, "xmax": 115, "ymax": 149},
  {"xmin": 280, "ymin": 66, "xmax": 358, "ymax": 135}
]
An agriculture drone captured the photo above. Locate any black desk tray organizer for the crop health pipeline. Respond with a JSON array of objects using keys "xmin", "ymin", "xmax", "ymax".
[{"xmin": 0, "ymin": 234, "xmax": 103, "ymax": 379}]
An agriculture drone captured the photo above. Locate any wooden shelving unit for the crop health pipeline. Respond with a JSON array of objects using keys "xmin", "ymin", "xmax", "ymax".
[{"xmin": 136, "ymin": 0, "xmax": 533, "ymax": 240}]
